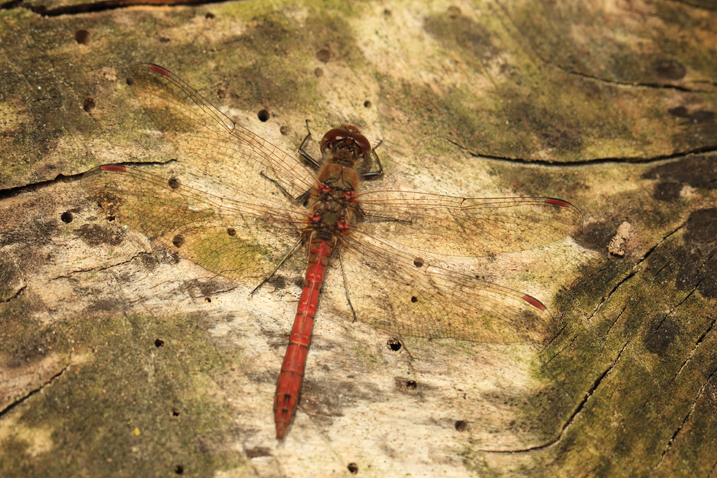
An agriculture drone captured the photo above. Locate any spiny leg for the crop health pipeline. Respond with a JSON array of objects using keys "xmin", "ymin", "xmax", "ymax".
[
  {"xmin": 251, "ymin": 237, "xmax": 305, "ymax": 295},
  {"xmin": 336, "ymin": 247, "xmax": 358, "ymax": 322},
  {"xmin": 298, "ymin": 120, "xmax": 322, "ymax": 170},
  {"xmin": 359, "ymin": 140, "xmax": 384, "ymax": 179}
]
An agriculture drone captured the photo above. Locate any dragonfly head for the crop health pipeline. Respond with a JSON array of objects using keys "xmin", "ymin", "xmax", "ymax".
[{"xmin": 320, "ymin": 125, "xmax": 371, "ymax": 167}]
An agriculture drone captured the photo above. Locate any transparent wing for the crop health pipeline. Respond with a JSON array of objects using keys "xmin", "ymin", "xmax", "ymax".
[
  {"xmin": 128, "ymin": 63, "xmax": 316, "ymax": 202},
  {"xmin": 82, "ymin": 165, "xmax": 306, "ymax": 283},
  {"xmin": 356, "ymin": 191, "xmax": 582, "ymax": 257},
  {"xmin": 340, "ymin": 229, "xmax": 557, "ymax": 344}
]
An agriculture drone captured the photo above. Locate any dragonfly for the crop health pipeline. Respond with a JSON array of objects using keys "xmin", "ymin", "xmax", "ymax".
[{"xmin": 82, "ymin": 63, "xmax": 582, "ymax": 440}]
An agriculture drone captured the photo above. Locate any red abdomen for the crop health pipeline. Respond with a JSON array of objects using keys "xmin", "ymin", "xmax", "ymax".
[{"xmin": 274, "ymin": 240, "xmax": 333, "ymax": 439}]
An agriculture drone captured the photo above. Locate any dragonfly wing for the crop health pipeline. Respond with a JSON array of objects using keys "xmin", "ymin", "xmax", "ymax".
[
  {"xmin": 129, "ymin": 64, "xmax": 316, "ymax": 202},
  {"xmin": 356, "ymin": 191, "xmax": 582, "ymax": 257},
  {"xmin": 83, "ymin": 165, "xmax": 306, "ymax": 283},
  {"xmin": 339, "ymin": 230, "xmax": 557, "ymax": 344}
]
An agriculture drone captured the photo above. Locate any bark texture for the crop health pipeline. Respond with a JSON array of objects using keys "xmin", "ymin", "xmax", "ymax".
[{"xmin": 1, "ymin": 0, "xmax": 716, "ymax": 476}]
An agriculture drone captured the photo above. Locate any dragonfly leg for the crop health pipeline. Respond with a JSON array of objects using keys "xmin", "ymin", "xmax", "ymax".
[
  {"xmin": 299, "ymin": 120, "xmax": 322, "ymax": 170},
  {"xmin": 259, "ymin": 171, "xmax": 312, "ymax": 204},
  {"xmin": 250, "ymin": 237, "xmax": 305, "ymax": 296},
  {"xmin": 359, "ymin": 141, "xmax": 384, "ymax": 179},
  {"xmin": 336, "ymin": 247, "xmax": 358, "ymax": 322}
]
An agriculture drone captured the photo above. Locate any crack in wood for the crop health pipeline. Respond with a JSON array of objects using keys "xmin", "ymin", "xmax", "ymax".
[
  {"xmin": 674, "ymin": 313, "xmax": 717, "ymax": 380},
  {"xmin": 0, "ymin": 159, "xmax": 175, "ymax": 200},
  {"xmin": 448, "ymin": 136, "xmax": 717, "ymax": 168},
  {"xmin": 2, "ymin": 0, "xmax": 224, "ymax": 17},
  {"xmin": 637, "ymin": 222, "xmax": 687, "ymax": 268},
  {"xmin": 492, "ymin": 0, "xmax": 714, "ymax": 95},
  {"xmin": 476, "ymin": 339, "xmax": 631, "ymax": 454},
  {"xmin": 560, "ymin": 339, "xmax": 630, "ymax": 428},
  {"xmin": 541, "ymin": 58, "xmax": 701, "ymax": 94},
  {"xmin": 544, "ymin": 333, "xmax": 577, "ymax": 366},
  {"xmin": 544, "ymin": 321, "xmax": 570, "ymax": 350},
  {"xmin": 50, "ymin": 255, "xmax": 142, "ymax": 280},
  {"xmin": 673, "ymin": 287, "xmax": 698, "ymax": 313},
  {"xmin": 0, "ymin": 283, "xmax": 25, "ymax": 303},
  {"xmin": 656, "ymin": 367, "xmax": 717, "ymax": 468},
  {"xmin": 685, "ymin": 247, "xmax": 717, "ymax": 286},
  {"xmin": 0, "ymin": 360, "xmax": 71, "ymax": 418},
  {"xmin": 585, "ymin": 269, "xmax": 637, "ymax": 322},
  {"xmin": 605, "ymin": 304, "xmax": 628, "ymax": 338},
  {"xmin": 584, "ymin": 221, "xmax": 689, "ymax": 320}
]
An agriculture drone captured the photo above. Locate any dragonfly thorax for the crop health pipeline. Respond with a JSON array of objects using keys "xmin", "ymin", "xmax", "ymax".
[
  {"xmin": 316, "ymin": 163, "xmax": 360, "ymax": 194},
  {"xmin": 306, "ymin": 164, "xmax": 360, "ymax": 239}
]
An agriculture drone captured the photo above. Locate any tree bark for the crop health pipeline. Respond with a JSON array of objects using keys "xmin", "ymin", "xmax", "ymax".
[{"xmin": 1, "ymin": 0, "xmax": 716, "ymax": 476}]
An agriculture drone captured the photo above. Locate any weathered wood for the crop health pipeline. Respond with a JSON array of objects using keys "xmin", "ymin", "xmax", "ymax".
[{"xmin": 1, "ymin": 0, "xmax": 716, "ymax": 476}]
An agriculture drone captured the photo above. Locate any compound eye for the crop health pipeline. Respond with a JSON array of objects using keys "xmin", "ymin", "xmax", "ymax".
[
  {"xmin": 320, "ymin": 128, "xmax": 347, "ymax": 152},
  {"xmin": 320, "ymin": 126, "xmax": 372, "ymax": 156},
  {"xmin": 350, "ymin": 132, "xmax": 371, "ymax": 157}
]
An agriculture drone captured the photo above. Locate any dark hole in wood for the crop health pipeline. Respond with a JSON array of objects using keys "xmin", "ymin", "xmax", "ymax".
[
  {"xmin": 364, "ymin": 100, "xmax": 371, "ymax": 108},
  {"xmin": 227, "ymin": 227, "xmax": 236, "ymax": 236},
  {"xmin": 171, "ymin": 408, "xmax": 180, "ymax": 418},
  {"xmin": 172, "ymin": 235, "xmax": 185, "ymax": 248},
  {"xmin": 455, "ymin": 420, "xmax": 468, "ymax": 432},
  {"xmin": 316, "ymin": 48, "xmax": 330, "ymax": 62},
  {"xmin": 174, "ymin": 465, "xmax": 184, "ymax": 474},
  {"xmin": 83, "ymin": 98, "xmax": 95, "ymax": 113},
  {"xmin": 347, "ymin": 462, "xmax": 359, "ymax": 474},
  {"xmin": 75, "ymin": 29, "xmax": 90, "ymax": 44},
  {"xmin": 205, "ymin": 297, "xmax": 212, "ymax": 303},
  {"xmin": 406, "ymin": 380, "xmax": 417, "ymax": 390},
  {"xmin": 159, "ymin": 37, "xmax": 171, "ymax": 43},
  {"xmin": 387, "ymin": 338, "xmax": 402, "ymax": 351},
  {"xmin": 280, "ymin": 125, "xmax": 290, "ymax": 135},
  {"xmin": 410, "ymin": 296, "xmax": 418, "ymax": 303},
  {"xmin": 258, "ymin": 109, "xmax": 270, "ymax": 122},
  {"xmin": 413, "ymin": 257, "xmax": 424, "ymax": 267},
  {"xmin": 126, "ymin": 77, "xmax": 134, "ymax": 86},
  {"xmin": 205, "ymin": 12, "xmax": 215, "ymax": 19},
  {"xmin": 154, "ymin": 339, "xmax": 164, "ymax": 347},
  {"xmin": 168, "ymin": 177, "xmax": 180, "ymax": 189},
  {"xmin": 61, "ymin": 211, "xmax": 73, "ymax": 223}
]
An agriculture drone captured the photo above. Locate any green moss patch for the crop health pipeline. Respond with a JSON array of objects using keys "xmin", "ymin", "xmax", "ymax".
[{"xmin": 0, "ymin": 312, "xmax": 244, "ymax": 477}]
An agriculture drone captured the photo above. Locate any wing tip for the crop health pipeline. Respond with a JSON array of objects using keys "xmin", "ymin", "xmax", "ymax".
[
  {"xmin": 545, "ymin": 197, "xmax": 573, "ymax": 208},
  {"xmin": 522, "ymin": 294, "xmax": 547, "ymax": 311},
  {"xmin": 148, "ymin": 64, "xmax": 171, "ymax": 77},
  {"xmin": 100, "ymin": 165, "xmax": 127, "ymax": 172}
]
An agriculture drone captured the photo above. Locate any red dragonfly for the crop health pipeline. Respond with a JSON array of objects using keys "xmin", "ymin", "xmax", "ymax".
[{"xmin": 82, "ymin": 64, "xmax": 581, "ymax": 440}]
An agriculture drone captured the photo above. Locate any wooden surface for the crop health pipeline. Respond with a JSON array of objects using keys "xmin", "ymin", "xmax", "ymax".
[{"xmin": 1, "ymin": 0, "xmax": 716, "ymax": 476}]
